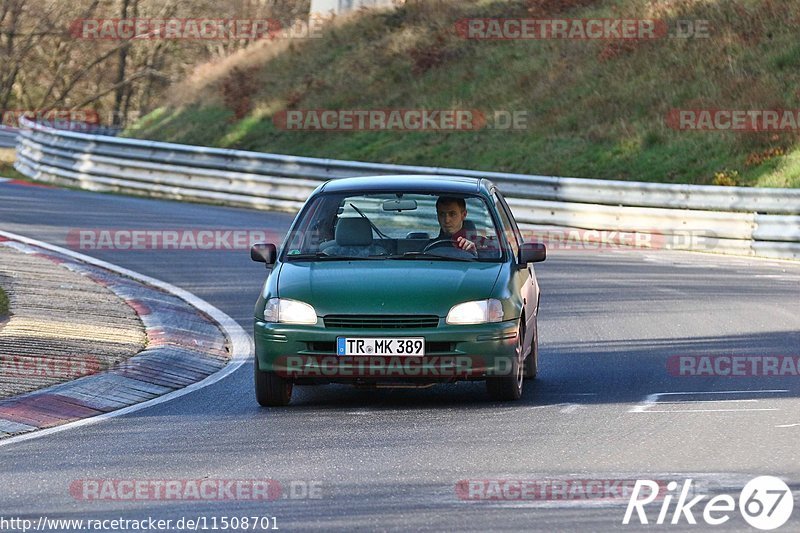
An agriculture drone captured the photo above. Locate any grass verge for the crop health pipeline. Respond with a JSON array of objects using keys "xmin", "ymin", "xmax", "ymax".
[{"xmin": 0, "ymin": 286, "xmax": 9, "ymax": 318}]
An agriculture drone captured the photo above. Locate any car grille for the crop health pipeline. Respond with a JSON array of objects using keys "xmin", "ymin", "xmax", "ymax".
[{"xmin": 323, "ymin": 315, "xmax": 440, "ymax": 329}]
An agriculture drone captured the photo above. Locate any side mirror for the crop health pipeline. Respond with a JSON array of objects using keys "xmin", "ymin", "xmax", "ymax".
[
  {"xmin": 519, "ymin": 242, "xmax": 546, "ymax": 264},
  {"xmin": 251, "ymin": 243, "xmax": 277, "ymax": 266}
]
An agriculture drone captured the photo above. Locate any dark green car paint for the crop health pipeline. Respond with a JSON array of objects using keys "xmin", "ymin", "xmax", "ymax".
[{"xmin": 271, "ymin": 261, "xmax": 504, "ymax": 316}]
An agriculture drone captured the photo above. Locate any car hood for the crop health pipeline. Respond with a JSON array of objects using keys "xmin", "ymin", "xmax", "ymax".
[{"xmin": 276, "ymin": 260, "xmax": 503, "ymax": 317}]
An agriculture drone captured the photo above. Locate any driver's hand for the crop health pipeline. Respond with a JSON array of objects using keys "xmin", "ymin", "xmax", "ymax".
[{"xmin": 456, "ymin": 236, "xmax": 477, "ymax": 252}]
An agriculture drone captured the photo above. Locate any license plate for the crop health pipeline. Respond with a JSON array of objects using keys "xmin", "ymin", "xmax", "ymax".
[{"xmin": 337, "ymin": 337, "xmax": 425, "ymax": 357}]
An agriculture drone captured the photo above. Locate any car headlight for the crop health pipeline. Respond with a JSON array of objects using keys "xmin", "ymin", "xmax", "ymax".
[
  {"xmin": 263, "ymin": 298, "xmax": 318, "ymax": 325},
  {"xmin": 446, "ymin": 299, "xmax": 504, "ymax": 325}
]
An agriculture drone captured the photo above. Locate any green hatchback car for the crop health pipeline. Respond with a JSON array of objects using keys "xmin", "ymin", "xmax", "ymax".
[{"xmin": 251, "ymin": 175, "xmax": 546, "ymax": 406}]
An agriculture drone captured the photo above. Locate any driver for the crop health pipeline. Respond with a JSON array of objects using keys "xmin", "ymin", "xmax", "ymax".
[{"xmin": 435, "ymin": 196, "xmax": 476, "ymax": 252}]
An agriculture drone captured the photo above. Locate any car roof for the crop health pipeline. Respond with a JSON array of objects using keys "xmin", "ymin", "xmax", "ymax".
[{"xmin": 318, "ymin": 175, "xmax": 491, "ymax": 195}]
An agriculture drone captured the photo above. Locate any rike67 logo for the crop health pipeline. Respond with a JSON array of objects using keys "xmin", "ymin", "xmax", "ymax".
[{"xmin": 623, "ymin": 476, "xmax": 794, "ymax": 530}]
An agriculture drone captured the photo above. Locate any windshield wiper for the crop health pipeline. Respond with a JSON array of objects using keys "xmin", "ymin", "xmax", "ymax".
[
  {"xmin": 388, "ymin": 252, "xmax": 476, "ymax": 262},
  {"xmin": 285, "ymin": 252, "xmax": 336, "ymax": 260},
  {"xmin": 285, "ymin": 252, "xmax": 381, "ymax": 261},
  {"xmin": 348, "ymin": 203, "xmax": 392, "ymax": 240}
]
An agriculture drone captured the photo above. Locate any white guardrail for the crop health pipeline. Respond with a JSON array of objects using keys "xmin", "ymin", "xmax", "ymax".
[
  {"xmin": 12, "ymin": 118, "xmax": 800, "ymax": 260},
  {"xmin": 0, "ymin": 126, "xmax": 19, "ymax": 148}
]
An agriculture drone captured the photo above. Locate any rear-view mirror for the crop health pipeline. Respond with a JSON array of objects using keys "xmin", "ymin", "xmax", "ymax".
[{"xmin": 383, "ymin": 199, "xmax": 418, "ymax": 211}]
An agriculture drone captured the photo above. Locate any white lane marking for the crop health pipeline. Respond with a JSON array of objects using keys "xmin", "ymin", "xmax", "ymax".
[
  {"xmin": 629, "ymin": 390, "xmax": 788, "ymax": 414},
  {"xmin": 776, "ymin": 423, "xmax": 800, "ymax": 428},
  {"xmin": 642, "ymin": 408, "xmax": 779, "ymax": 413},
  {"xmin": 0, "ymin": 230, "xmax": 252, "ymax": 448},
  {"xmin": 523, "ymin": 403, "xmax": 583, "ymax": 413},
  {"xmin": 656, "ymin": 399, "xmax": 760, "ymax": 404},
  {"xmin": 642, "ymin": 250, "xmax": 800, "ymax": 268}
]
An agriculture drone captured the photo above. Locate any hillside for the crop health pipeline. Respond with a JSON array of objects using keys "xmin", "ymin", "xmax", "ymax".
[{"xmin": 125, "ymin": 0, "xmax": 800, "ymax": 187}]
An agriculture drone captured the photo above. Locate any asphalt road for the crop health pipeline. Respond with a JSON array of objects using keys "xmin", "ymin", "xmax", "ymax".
[{"xmin": 1, "ymin": 180, "xmax": 800, "ymax": 532}]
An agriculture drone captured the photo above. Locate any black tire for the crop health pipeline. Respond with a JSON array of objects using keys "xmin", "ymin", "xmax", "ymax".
[
  {"xmin": 254, "ymin": 361, "xmax": 293, "ymax": 406},
  {"xmin": 486, "ymin": 320, "xmax": 525, "ymax": 401},
  {"xmin": 523, "ymin": 317, "xmax": 538, "ymax": 380}
]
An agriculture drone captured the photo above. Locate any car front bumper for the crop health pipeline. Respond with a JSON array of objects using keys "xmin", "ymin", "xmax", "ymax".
[{"xmin": 254, "ymin": 319, "xmax": 520, "ymax": 384}]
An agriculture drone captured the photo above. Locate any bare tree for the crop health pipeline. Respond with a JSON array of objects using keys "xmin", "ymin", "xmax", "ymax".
[{"xmin": 0, "ymin": 0, "xmax": 312, "ymax": 126}]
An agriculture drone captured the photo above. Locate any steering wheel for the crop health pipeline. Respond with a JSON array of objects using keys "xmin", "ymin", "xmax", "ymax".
[
  {"xmin": 422, "ymin": 239, "xmax": 454, "ymax": 253},
  {"xmin": 422, "ymin": 238, "xmax": 477, "ymax": 257}
]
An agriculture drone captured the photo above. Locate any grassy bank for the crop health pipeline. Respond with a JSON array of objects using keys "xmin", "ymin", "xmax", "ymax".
[
  {"xmin": 0, "ymin": 149, "xmax": 24, "ymax": 181},
  {"xmin": 125, "ymin": 0, "xmax": 800, "ymax": 187},
  {"xmin": 0, "ymin": 286, "xmax": 9, "ymax": 318}
]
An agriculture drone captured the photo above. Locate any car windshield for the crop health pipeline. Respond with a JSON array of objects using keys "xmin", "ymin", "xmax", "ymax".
[{"xmin": 281, "ymin": 191, "xmax": 506, "ymax": 262}]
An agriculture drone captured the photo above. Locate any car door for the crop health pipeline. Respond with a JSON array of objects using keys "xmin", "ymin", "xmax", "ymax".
[{"xmin": 492, "ymin": 188, "xmax": 538, "ymax": 352}]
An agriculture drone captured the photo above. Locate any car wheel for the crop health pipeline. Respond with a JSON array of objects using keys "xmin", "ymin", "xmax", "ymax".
[
  {"xmin": 523, "ymin": 316, "xmax": 538, "ymax": 380},
  {"xmin": 486, "ymin": 320, "xmax": 524, "ymax": 401},
  {"xmin": 254, "ymin": 361, "xmax": 293, "ymax": 406}
]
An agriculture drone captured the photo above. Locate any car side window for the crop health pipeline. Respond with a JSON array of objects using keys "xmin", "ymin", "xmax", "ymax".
[{"xmin": 492, "ymin": 191, "xmax": 520, "ymax": 258}]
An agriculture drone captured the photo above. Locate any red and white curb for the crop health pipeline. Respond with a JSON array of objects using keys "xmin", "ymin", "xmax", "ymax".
[{"xmin": 0, "ymin": 230, "xmax": 251, "ymax": 447}]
